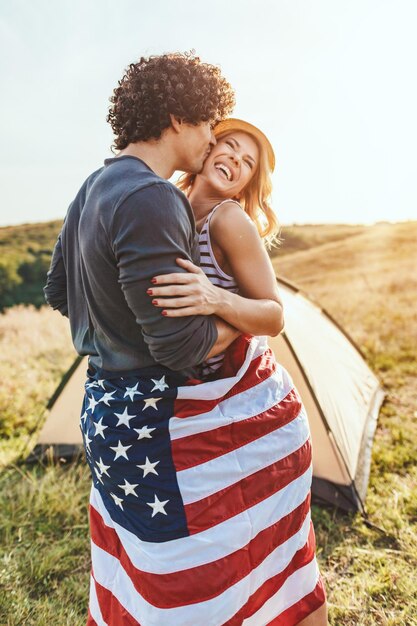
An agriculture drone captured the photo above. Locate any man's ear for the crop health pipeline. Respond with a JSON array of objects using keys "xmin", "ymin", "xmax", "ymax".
[{"xmin": 169, "ymin": 113, "xmax": 183, "ymax": 133}]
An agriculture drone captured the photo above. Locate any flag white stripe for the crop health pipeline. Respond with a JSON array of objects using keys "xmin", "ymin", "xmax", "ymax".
[
  {"xmin": 90, "ymin": 465, "xmax": 312, "ymax": 575},
  {"xmin": 177, "ymin": 409, "xmax": 310, "ymax": 505},
  {"xmin": 176, "ymin": 336, "xmax": 270, "ymax": 400},
  {"xmin": 91, "ymin": 512, "xmax": 311, "ymax": 626},
  {"xmin": 89, "ymin": 573, "xmax": 108, "ymax": 626},
  {"xmin": 242, "ymin": 557, "xmax": 321, "ymax": 625},
  {"xmin": 170, "ymin": 367, "xmax": 294, "ymax": 441}
]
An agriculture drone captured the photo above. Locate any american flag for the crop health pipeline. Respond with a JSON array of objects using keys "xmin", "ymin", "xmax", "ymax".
[{"xmin": 82, "ymin": 334, "xmax": 326, "ymax": 626}]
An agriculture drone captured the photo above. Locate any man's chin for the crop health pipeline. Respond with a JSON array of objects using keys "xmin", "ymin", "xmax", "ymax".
[
  {"xmin": 193, "ymin": 159, "xmax": 206, "ymax": 174},
  {"xmin": 181, "ymin": 156, "xmax": 206, "ymax": 175}
]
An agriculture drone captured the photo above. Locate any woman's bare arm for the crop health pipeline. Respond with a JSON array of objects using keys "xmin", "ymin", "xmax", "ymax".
[
  {"xmin": 148, "ymin": 202, "xmax": 284, "ymax": 337},
  {"xmin": 206, "ymin": 202, "xmax": 284, "ymax": 336}
]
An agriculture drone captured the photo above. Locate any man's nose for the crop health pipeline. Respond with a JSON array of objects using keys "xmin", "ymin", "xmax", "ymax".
[{"xmin": 209, "ymin": 130, "xmax": 217, "ymax": 147}]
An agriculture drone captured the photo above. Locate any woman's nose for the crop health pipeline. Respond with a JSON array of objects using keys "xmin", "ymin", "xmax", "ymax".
[{"xmin": 229, "ymin": 152, "xmax": 240, "ymax": 166}]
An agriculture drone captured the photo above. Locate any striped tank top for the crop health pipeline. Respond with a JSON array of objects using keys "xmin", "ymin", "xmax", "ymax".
[{"xmin": 198, "ymin": 199, "xmax": 240, "ymax": 378}]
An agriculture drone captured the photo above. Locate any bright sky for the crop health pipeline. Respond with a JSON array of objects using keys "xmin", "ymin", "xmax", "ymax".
[{"xmin": 1, "ymin": 0, "xmax": 416, "ymax": 226}]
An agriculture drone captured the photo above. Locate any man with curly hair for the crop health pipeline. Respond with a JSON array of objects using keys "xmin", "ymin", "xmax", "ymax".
[{"xmin": 45, "ymin": 51, "xmax": 248, "ymax": 625}]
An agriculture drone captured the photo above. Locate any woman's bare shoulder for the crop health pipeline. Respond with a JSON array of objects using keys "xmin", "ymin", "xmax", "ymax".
[{"xmin": 210, "ymin": 201, "xmax": 259, "ymax": 249}]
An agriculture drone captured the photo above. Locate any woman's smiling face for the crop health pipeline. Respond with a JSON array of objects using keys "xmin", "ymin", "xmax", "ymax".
[{"xmin": 200, "ymin": 131, "xmax": 260, "ymax": 198}]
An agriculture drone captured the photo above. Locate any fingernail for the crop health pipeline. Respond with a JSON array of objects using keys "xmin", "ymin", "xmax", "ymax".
[
  {"xmin": 162, "ymin": 310, "xmax": 167, "ymax": 316},
  {"xmin": 151, "ymin": 278, "xmax": 158, "ymax": 284},
  {"xmin": 152, "ymin": 300, "xmax": 158, "ymax": 305},
  {"xmin": 147, "ymin": 289, "xmax": 153, "ymax": 295}
]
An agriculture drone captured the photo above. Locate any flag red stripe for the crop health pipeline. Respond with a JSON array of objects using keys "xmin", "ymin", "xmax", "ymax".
[
  {"xmin": 86, "ymin": 609, "xmax": 98, "ymax": 626},
  {"xmin": 182, "ymin": 335, "xmax": 253, "ymax": 386},
  {"xmin": 92, "ymin": 574, "xmax": 141, "ymax": 625},
  {"xmin": 172, "ymin": 388, "xmax": 302, "ymax": 471},
  {"xmin": 185, "ymin": 439, "xmax": 312, "ymax": 535},
  {"xmin": 174, "ymin": 347, "xmax": 276, "ymax": 419},
  {"xmin": 217, "ymin": 333, "xmax": 253, "ymax": 379},
  {"xmin": 90, "ymin": 492, "xmax": 311, "ymax": 610},
  {"xmin": 266, "ymin": 579, "xmax": 326, "ymax": 626},
  {"xmin": 223, "ymin": 522, "xmax": 323, "ymax": 626}
]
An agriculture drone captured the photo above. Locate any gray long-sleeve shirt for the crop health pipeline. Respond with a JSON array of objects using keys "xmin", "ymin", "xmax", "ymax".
[{"xmin": 44, "ymin": 155, "xmax": 218, "ymax": 376}]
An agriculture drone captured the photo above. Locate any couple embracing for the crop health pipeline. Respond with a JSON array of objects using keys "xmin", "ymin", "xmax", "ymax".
[{"xmin": 45, "ymin": 52, "xmax": 327, "ymax": 626}]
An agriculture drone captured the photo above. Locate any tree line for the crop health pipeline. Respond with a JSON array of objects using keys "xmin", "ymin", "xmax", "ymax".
[{"xmin": 0, "ymin": 220, "xmax": 63, "ymax": 311}]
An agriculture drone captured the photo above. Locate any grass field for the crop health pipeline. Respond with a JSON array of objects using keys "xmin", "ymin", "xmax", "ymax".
[{"xmin": 1, "ymin": 221, "xmax": 416, "ymax": 625}]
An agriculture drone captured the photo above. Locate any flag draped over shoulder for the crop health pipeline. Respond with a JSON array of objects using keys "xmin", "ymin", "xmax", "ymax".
[{"xmin": 82, "ymin": 335, "xmax": 326, "ymax": 626}]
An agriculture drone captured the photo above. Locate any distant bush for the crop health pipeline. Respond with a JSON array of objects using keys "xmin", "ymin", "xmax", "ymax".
[
  {"xmin": 0, "ymin": 220, "xmax": 62, "ymax": 311},
  {"xmin": 0, "ymin": 257, "xmax": 23, "ymax": 308}
]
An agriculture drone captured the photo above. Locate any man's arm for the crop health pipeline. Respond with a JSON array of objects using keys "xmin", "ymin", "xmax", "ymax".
[
  {"xmin": 112, "ymin": 183, "xmax": 237, "ymax": 371},
  {"xmin": 43, "ymin": 234, "xmax": 68, "ymax": 316},
  {"xmin": 206, "ymin": 318, "xmax": 240, "ymax": 359}
]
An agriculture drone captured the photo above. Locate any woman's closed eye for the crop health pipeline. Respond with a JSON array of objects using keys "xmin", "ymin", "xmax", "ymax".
[{"xmin": 226, "ymin": 140, "xmax": 253, "ymax": 169}]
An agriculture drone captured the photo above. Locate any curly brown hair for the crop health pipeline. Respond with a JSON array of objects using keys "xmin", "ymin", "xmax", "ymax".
[{"xmin": 107, "ymin": 52, "xmax": 235, "ymax": 151}]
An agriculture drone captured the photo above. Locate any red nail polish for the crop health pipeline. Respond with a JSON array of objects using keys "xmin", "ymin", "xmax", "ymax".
[
  {"xmin": 151, "ymin": 278, "xmax": 158, "ymax": 284},
  {"xmin": 162, "ymin": 310, "xmax": 167, "ymax": 316},
  {"xmin": 152, "ymin": 300, "xmax": 158, "ymax": 305},
  {"xmin": 147, "ymin": 289, "xmax": 153, "ymax": 295}
]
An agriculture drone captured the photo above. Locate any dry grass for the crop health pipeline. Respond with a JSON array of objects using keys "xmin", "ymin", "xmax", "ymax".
[
  {"xmin": 272, "ymin": 222, "xmax": 370, "ymax": 257},
  {"xmin": 0, "ymin": 306, "xmax": 75, "ymax": 466}
]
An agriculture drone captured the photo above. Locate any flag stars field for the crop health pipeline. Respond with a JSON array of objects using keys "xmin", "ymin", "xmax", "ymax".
[
  {"xmin": 118, "ymin": 479, "xmax": 140, "ymax": 497},
  {"xmin": 96, "ymin": 457, "xmax": 111, "ymax": 477},
  {"xmin": 93, "ymin": 416, "xmax": 108, "ymax": 439},
  {"xmin": 143, "ymin": 397, "xmax": 162, "ymax": 411},
  {"xmin": 134, "ymin": 424, "xmax": 156, "ymax": 440},
  {"xmin": 94, "ymin": 467, "xmax": 104, "ymax": 485},
  {"xmin": 114, "ymin": 406, "xmax": 136, "ymax": 428},
  {"xmin": 109, "ymin": 440, "xmax": 132, "ymax": 461},
  {"xmin": 146, "ymin": 494, "xmax": 169, "ymax": 517},
  {"xmin": 87, "ymin": 395, "xmax": 99, "ymax": 413},
  {"xmin": 84, "ymin": 431, "xmax": 92, "ymax": 451},
  {"xmin": 99, "ymin": 390, "xmax": 117, "ymax": 406},
  {"xmin": 151, "ymin": 375, "xmax": 169, "ymax": 392},
  {"xmin": 137, "ymin": 456, "xmax": 160, "ymax": 477},
  {"xmin": 124, "ymin": 382, "xmax": 143, "ymax": 401},
  {"xmin": 110, "ymin": 493, "xmax": 124, "ymax": 510}
]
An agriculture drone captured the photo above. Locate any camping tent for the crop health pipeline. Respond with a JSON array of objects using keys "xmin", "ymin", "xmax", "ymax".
[{"xmin": 32, "ymin": 276, "xmax": 384, "ymax": 512}]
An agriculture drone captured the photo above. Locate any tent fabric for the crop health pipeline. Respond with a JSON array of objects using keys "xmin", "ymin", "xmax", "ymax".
[{"xmin": 31, "ymin": 276, "xmax": 384, "ymax": 512}]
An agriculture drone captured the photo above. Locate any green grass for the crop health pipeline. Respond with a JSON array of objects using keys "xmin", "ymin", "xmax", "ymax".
[
  {"xmin": 0, "ymin": 460, "xmax": 90, "ymax": 626},
  {"xmin": 1, "ymin": 221, "xmax": 417, "ymax": 625}
]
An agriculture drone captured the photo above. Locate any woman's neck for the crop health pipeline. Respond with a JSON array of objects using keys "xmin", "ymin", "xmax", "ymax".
[{"xmin": 188, "ymin": 179, "xmax": 231, "ymax": 223}]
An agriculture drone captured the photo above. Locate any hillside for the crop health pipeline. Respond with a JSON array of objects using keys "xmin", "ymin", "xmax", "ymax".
[
  {"xmin": 273, "ymin": 221, "xmax": 417, "ymax": 356},
  {"xmin": 0, "ymin": 220, "xmax": 416, "ymax": 624},
  {"xmin": 272, "ymin": 222, "xmax": 370, "ymax": 256},
  {"xmin": 0, "ymin": 217, "xmax": 386, "ymax": 310}
]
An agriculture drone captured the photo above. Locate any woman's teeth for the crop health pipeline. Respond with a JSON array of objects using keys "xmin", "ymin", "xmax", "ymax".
[{"xmin": 215, "ymin": 164, "xmax": 232, "ymax": 181}]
